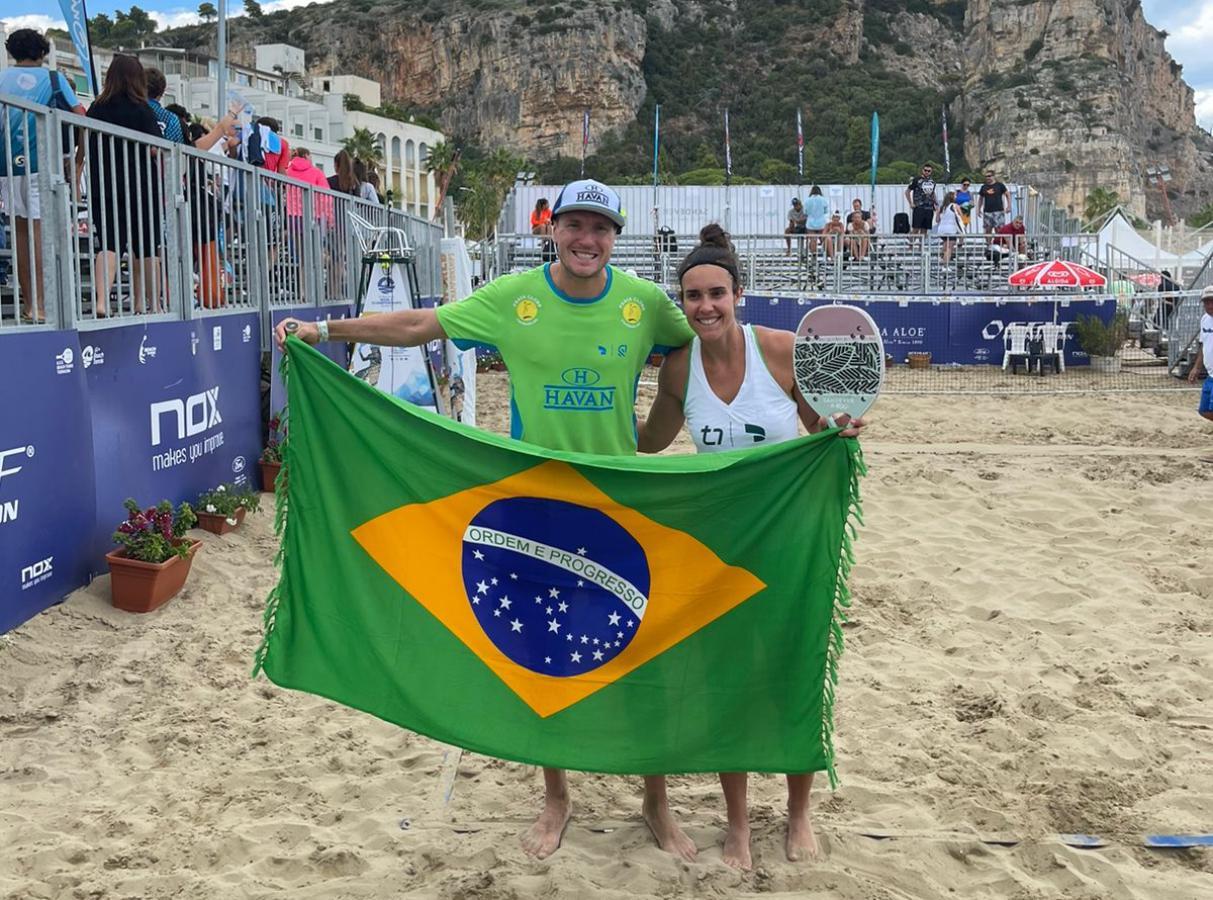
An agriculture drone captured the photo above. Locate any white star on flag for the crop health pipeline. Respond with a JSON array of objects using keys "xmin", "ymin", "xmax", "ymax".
[
  {"xmin": 545, "ymin": 656, "xmax": 552, "ymax": 664},
  {"xmin": 473, "ymin": 550, "xmax": 484, "ymax": 560},
  {"xmin": 565, "ymin": 633, "xmax": 573, "ymax": 641},
  {"xmin": 490, "ymin": 577, "xmax": 498, "ymax": 586},
  {"xmin": 617, "ymin": 631, "xmax": 624, "ymax": 639},
  {"xmin": 608, "ymin": 612, "xmax": 621, "ymax": 626},
  {"xmin": 627, "ymin": 619, "xmax": 635, "ymax": 627},
  {"xmin": 558, "ymin": 601, "xmax": 568, "ymax": 613},
  {"xmin": 577, "ymin": 547, "xmax": 587, "ymax": 555},
  {"xmin": 510, "ymin": 572, "xmax": 518, "ymax": 580},
  {"xmin": 546, "ymin": 606, "xmax": 553, "ymax": 615},
  {"xmin": 577, "ymin": 579, "xmax": 584, "ymax": 587},
  {"xmin": 571, "ymin": 651, "xmax": 582, "ymax": 663},
  {"xmin": 535, "ymin": 596, "xmax": 543, "ymax": 604},
  {"xmin": 549, "ymin": 587, "xmax": 560, "ymax": 598},
  {"xmin": 580, "ymin": 635, "xmax": 589, "ymax": 644},
  {"xmin": 510, "ymin": 619, "xmax": 523, "ymax": 633},
  {"xmin": 472, "ymin": 597, "xmax": 480, "ymax": 605},
  {"xmin": 548, "ymin": 619, "xmax": 561, "ymax": 633},
  {"xmin": 593, "ymin": 650, "xmax": 603, "ymax": 661},
  {"xmin": 592, "ymin": 638, "xmax": 599, "ymax": 645},
  {"xmin": 499, "ymin": 596, "xmax": 511, "ymax": 609},
  {"xmin": 476, "ymin": 581, "xmax": 489, "ymax": 594},
  {"xmin": 493, "ymin": 609, "xmax": 501, "ymax": 617}
]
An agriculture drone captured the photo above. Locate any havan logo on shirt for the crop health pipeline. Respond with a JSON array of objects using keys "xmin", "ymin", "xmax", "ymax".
[{"xmin": 543, "ymin": 367, "xmax": 615, "ymax": 411}]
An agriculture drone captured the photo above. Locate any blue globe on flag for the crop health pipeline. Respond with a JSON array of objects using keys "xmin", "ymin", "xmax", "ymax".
[{"xmin": 461, "ymin": 497, "xmax": 649, "ymax": 677}]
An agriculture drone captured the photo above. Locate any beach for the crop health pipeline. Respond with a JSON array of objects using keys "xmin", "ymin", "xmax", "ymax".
[{"xmin": 2, "ymin": 374, "xmax": 1211, "ymax": 899}]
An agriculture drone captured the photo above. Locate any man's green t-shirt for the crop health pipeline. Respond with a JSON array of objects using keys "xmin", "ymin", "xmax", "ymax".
[{"xmin": 435, "ymin": 263, "xmax": 693, "ymax": 455}]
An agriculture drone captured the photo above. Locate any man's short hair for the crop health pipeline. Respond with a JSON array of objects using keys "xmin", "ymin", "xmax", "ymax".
[
  {"xmin": 146, "ymin": 67, "xmax": 167, "ymax": 100},
  {"xmin": 5, "ymin": 28, "xmax": 51, "ymax": 62}
]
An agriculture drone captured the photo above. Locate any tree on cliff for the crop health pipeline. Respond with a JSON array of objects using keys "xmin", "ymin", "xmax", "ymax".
[
  {"xmin": 89, "ymin": 7, "xmax": 159, "ymax": 47},
  {"xmin": 198, "ymin": 3, "xmax": 218, "ymax": 24},
  {"xmin": 244, "ymin": 0, "xmax": 264, "ymax": 18}
]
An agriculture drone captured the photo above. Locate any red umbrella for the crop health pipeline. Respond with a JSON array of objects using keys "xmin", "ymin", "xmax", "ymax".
[{"xmin": 1007, "ymin": 259, "xmax": 1107, "ymax": 288}]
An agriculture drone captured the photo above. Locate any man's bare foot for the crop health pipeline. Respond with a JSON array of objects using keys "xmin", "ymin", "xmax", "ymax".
[
  {"xmin": 785, "ymin": 812, "xmax": 821, "ymax": 862},
  {"xmin": 520, "ymin": 795, "xmax": 571, "ymax": 859},
  {"xmin": 641, "ymin": 795, "xmax": 698, "ymax": 861},
  {"xmin": 721, "ymin": 822, "xmax": 752, "ymax": 869}
]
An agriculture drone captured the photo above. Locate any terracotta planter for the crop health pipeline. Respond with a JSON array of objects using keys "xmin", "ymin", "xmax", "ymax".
[
  {"xmin": 195, "ymin": 506, "xmax": 246, "ymax": 535},
  {"xmin": 106, "ymin": 539, "xmax": 202, "ymax": 613},
  {"xmin": 259, "ymin": 460, "xmax": 282, "ymax": 492},
  {"xmin": 907, "ymin": 352, "xmax": 932, "ymax": 370}
]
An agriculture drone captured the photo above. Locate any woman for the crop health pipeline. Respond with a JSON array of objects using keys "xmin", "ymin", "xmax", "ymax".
[
  {"xmin": 936, "ymin": 190, "xmax": 963, "ymax": 266},
  {"xmin": 955, "ymin": 178, "xmax": 973, "ymax": 229},
  {"xmin": 845, "ymin": 210, "xmax": 870, "ymax": 261},
  {"xmin": 327, "ymin": 149, "xmax": 360, "ymax": 195},
  {"xmin": 530, "ymin": 197, "xmax": 553, "ymax": 236},
  {"xmin": 637, "ymin": 224, "xmax": 863, "ymax": 870},
  {"xmin": 821, "ymin": 210, "xmax": 845, "ymax": 260},
  {"xmin": 803, "ymin": 184, "xmax": 829, "ymax": 256},
  {"xmin": 86, "ymin": 54, "xmax": 165, "ymax": 316},
  {"xmin": 353, "ymin": 159, "xmax": 381, "ymax": 206}
]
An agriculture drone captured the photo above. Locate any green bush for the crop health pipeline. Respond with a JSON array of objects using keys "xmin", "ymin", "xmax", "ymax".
[{"xmin": 1072, "ymin": 311, "xmax": 1129, "ymax": 358}]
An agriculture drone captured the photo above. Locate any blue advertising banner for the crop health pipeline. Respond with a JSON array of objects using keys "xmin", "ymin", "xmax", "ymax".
[
  {"xmin": 268, "ymin": 305, "xmax": 351, "ymax": 417},
  {"xmin": 947, "ymin": 297, "xmax": 1115, "ymax": 367},
  {"xmin": 0, "ymin": 331, "xmax": 96, "ymax": 632},
  {"xmin": 84, "ymin": 316, "xmax": 263, "ymax": 562}
]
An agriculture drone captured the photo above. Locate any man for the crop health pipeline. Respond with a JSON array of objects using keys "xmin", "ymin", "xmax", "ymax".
[
  {"xmin": 992, "ymin": 214, "xmax": 1028, "ymax": 256},
  {"xmin": 850, "ymin": 198, "xmax": 874, "ymax": 232},
  {"xmin": 0, "ymin": 29, "xmax": 87, "ymax": 324},
  {"xmin": 145, "ymin": 68, "xmax": 184, "ymax": 144},
  {"xmin": 275, "ymin": 179, "xmax": 699, "ymax": 860},
  {"xmin": 904, "ymin": 163, "xmax": 938, "ymax": 235},
  {"xmin": 976, "ymin": 170, "xmax": 1011, "ymax": 234},
  {"xmin": 1188, "ymin": 285, "xmax": 1213, "ymax": 424},
  {"xmin": 784, "ymin": 196, "xmax": 807, "ymax": 255}
]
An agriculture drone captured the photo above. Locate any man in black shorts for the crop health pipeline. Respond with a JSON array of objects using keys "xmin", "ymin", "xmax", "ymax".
[{"xmin": 904, "ymin": 164, "xmax": 938, "ymax": 235}]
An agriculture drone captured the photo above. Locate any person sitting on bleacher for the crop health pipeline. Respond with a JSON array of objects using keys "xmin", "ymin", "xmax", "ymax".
[
  {"xmin": 822, "ymin": 210, "xmax": 845, "ymax": 260},
  {"xmin": 784, "ymin": 196, "xmax": 807, "ymax": 255},
  {"xmin": 845, "ymin": 211, "xmax": 870, "ymax": 262},
  {"xmin": 992, "ymin": 215, "xmax": 1027, "ymax": 257}
]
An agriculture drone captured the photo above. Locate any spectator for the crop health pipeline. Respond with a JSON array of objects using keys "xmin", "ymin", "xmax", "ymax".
[
  {"xmin": 86, "ymin": 54, "xmax": 165, "ymax": 316},
  {"xmin": 784, "ymin": 196, "xmax": 807, "ymax": 255},
  {"xmin": 259, "ymin": 117, "xmax": 291, "ymax": 173},
  {"xmin": 1187, "ymin": 285, "xmax": 1213, "ymax": 423},
  {"xmin": 904, "ymin": 163, "xmax": 938, "ymax": 235},
  {"xmin": 145, "ymin": 67, "xmax": 184, "ymax": 144},
  {"xmin": 955, "ymin": 178, "xmax": 974, "ymax": 229},
  {"xmin": 803, "ymin": 186, "xmax": 829, "ymax": 255},
  {"xmin": 845, "ymin": 211, "xmax": 870, "ymax": 261},
  {"xmin": 328, "ymin": 149, "xmax": 360, "ymax": 195},
  {"xmin": 992, "ymin": 214, "xmax": 1027, "ymax": 256},
  {"xmin": 821, "ymin": 209, "xmax": 845, "ymax": 260},
  {"xmin": 285, "ymin": 147, "xmax": 332, "ymax": 296},
  {"xmin": 531, "ymin": 197, "xmax": 553, "ymax": 237},
  {"xmin": 353, "ymin": 159, "xmax": 381, "ymax": 205},
  {"xmin": 936, "ymin": 191, "xmax": 963, "ymax": 266},
  {"xmin": 180, "ymin": 120, "xmax": 224, "ymax": 308},
  {"xmin": 0, "ymin": 28, "xmax": 86, "ymax": 323},
  {"xmin": 977, "ymin": 170, "xmax": 1011, "ymax": 234},
  {"xmin": 366, "ymin": 170, "xmax": 383, "ymax": 204},
  {"xmin": 850, "ymin": 198, "xmax": 873, "ymax": 232}
]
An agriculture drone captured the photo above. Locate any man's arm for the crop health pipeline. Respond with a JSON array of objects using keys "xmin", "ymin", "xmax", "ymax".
[
  {"xmin": 904, "ymin": 185, "xmax": 913, "ymax": 207},
  {"xmin": 1188, "ymin": 346, "xmax": 1207, "ymax": 383},
  {"xmin": 274, "ymin": 307, "xmax": 446, "ymax": 350},
  {"xmin": 976, "ymin": 190, "xmax": 984, "ymax": 216}
]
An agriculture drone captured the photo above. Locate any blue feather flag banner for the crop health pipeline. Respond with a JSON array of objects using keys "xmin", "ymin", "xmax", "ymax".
[{"xmin": 58, "ymin": 0, "xmax": 99, "ymax": 94}]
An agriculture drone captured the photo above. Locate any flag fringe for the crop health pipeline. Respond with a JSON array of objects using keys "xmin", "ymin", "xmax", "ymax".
[
  {"xmin": 821, "ymin": 438, "xmax": 867, "ymax": 789},
  {"xmin": 252, "ymin": 347, "xmax": 292, "ymax": 677}
]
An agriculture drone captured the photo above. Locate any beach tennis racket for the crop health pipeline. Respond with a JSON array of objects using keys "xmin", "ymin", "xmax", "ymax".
[{"xmin": 793, "ymin": 304, "xmax": 884, "ymax": 428}]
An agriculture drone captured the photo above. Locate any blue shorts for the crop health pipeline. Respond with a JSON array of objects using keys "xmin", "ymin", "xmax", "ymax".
[{"xmin": 1201, "ymin": 377, "xmax": 1213, "ymax": 414}]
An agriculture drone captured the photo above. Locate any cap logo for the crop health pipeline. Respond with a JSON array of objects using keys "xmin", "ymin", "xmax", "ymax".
[{"xmin": 576, "ymin": 188, "xmax": 611, "ymax": 206}]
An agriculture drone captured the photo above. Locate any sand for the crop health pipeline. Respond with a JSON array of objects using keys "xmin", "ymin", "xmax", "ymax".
[{"xmin": 2, "ymin": 374, "xmax": 1211, "ymax": 899}]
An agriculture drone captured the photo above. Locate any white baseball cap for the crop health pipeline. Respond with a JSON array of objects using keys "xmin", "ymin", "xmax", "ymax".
[{"xmin": 552, "ymin": 179, "xmax": 626, "ymax": 229}]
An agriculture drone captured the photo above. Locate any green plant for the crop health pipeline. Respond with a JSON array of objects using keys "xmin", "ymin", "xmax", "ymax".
[
  {"xmin": 113, "ymin": 499, "xmax": 198, "ymax": 563},
  {"xmin": 261, "ymin": 413, "xmax": 285, "ymax": 463},
  {"xmin": 197, "ymin": 483, "xmax": 261, "ymax": 518},
  {"xmin": 1072, "ymin": 310, "xmax": 1129, "ymax": 358}
]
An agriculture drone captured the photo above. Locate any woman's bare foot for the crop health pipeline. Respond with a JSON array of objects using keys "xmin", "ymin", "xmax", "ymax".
[
  {"xmin": 641, "ymin": 793, "xmax": 698, "ymax": 861},
  {"xmin": 520, "ymin": 794, "xmax": 571, "ymax": 859},
  {"xmin": 721, "ymin": 822, "xmax": 752, "ymax": 869},
  {"xmin": 785, "ymin": 811, "xmax": 820, "ymax": 862}
]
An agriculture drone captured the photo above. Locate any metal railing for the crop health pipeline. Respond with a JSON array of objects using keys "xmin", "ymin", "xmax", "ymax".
[{"xmin": 1, "ymin": 95, "xmax": 444, "ymax": 342}]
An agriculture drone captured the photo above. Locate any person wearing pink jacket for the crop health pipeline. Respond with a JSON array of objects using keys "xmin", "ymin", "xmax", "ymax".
[{"xmin": 284, "ymin": 147, "xmax": 332, "ymax": 221}]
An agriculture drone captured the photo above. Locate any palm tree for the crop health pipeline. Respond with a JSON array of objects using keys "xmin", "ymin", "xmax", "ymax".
[
  {"xmin": 425, "ymin": 141, "xmax": 461, "ymax": 222},
  {"xmin": 341, "ymin": 127, "xmax": 384, "ymax": 169}
]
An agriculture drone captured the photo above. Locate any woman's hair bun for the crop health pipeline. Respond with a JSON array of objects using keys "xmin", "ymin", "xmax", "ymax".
[{"xmin": 698, "ymin": 223, "xmax": 732, "ymax": 250}]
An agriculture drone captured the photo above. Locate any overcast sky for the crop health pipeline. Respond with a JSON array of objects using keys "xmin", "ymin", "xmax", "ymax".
[{"xmin": 4, "ymin": 0, "xmax": 1212, "ymax": 128}]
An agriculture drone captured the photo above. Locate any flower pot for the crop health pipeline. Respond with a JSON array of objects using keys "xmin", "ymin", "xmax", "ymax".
[
  {"xmin": 907, "ymin": 352, "xmax": 932, "ymax": 370},
  {"xmin": 260, "ymin": 460, "xmax": 282, "ymax": 492},
  {"xmin": 195, "ymin": 506, "xmax": 246, "ymax": 535},
  {"xmin": 1088, "ymin": 354, "xmax": 1121, "ymax": 374},
  {"xmin": 106, "ymin": 539, "xmax": 202, "ymax": 613}
]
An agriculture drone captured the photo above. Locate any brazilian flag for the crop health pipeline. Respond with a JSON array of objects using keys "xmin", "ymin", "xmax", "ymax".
[{"xmin": 255, "ymin": 339, "xmax": 865, "ymax": 779}]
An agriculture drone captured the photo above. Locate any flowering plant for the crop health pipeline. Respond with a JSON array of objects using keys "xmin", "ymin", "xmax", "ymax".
[
  {"xmin": 196, "ymin": 483, "xmax": 260, "ymax": 522},
  {"xmin": 112, "ymin": 499, "xmax": 198, "ymax": 563},
  {"xmin": 260, "ymin": 413, "xmax": 285, "ymax": 463}
]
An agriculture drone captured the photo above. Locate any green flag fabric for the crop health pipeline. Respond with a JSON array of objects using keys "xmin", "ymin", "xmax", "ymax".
[{"xmin": 255, "ymin": 339, "xmax": 865, "ymax": 781}]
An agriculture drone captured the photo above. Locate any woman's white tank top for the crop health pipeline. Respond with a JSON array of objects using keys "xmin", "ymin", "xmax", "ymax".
[{"xmin": 684, "ymin": 325, "xmax": 800, "ymax": 453}]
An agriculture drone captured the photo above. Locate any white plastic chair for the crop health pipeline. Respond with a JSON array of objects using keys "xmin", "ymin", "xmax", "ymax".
[
  {"xmin": 1039, "ymin": 323, "xmax": 1067, "ymax": 373},
  {"xmin": 1002, "ymin": 324, "xmax": 1031, "ymax": 373}
]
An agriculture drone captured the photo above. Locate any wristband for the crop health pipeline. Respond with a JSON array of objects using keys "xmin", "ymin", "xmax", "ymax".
[{"xmin": 317, "ymin": 319, "xmax": 330, "ymax": 342}]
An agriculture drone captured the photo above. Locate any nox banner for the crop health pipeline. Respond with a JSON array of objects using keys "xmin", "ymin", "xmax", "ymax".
[
  {"xmin": 0, "ymin": 331, "xmax": 96, "ymax": 632},
  {"xmin": 352, "ymin": 259, "xmax": 441, "ymax": 413},
  {"xmin": 83, "ymin": 317, "xmax": 262, "ymax": 561}
]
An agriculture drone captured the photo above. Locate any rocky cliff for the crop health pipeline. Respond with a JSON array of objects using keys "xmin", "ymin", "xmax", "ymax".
[{"xmin": 160, "ymin": 0, "xmax": 1212, "ymax": 220}]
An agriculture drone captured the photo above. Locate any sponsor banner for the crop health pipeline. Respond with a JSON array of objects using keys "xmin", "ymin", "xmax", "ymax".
[
  {"xmin": 947, "ymin": 298, "xmax": 1114, "ymax": 367},
  {"xmin": 352, "ymin": 261, "xmax": 441, "ymax": 413},
  {"xmin": 440, "ymin": 237, "xmax": 478, "ymax": 427},
  {"xmin": 84, "ymin": 317, "xmax": 262, "ymax": 560},
  {"xmin": 269, "ymin": 305, "xmax": 352, "ymax": 416},
  {"xmin": 0, "ymin": 331, "xmax": 97, "ymax": 632}
]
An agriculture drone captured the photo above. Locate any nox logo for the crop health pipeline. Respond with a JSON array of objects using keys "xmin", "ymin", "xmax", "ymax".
[
  {"xmin": 150, "ymin": 387, "xmax": 222, "ymax": 446},
  {"xmin": 21, "ymin": 555, "xmax": 53, "ymax": 589}
]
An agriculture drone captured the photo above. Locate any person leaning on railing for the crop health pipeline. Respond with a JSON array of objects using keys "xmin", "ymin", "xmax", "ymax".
[{"xmin": 0, "ymin": 28, "xmax": 87, "ymax": 324}]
